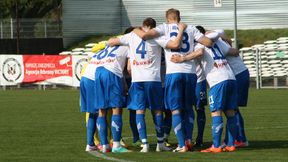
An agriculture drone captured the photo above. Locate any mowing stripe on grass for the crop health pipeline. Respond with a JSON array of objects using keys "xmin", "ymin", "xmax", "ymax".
[
  {"xmin": 123, "ymin": 134, "xmax": 155, "ymax": 140},
  {"xmin": 246, "ymin": 126, "xmax": 288, "ymax": 130},
  {"xmin": 89, "ymin": 151, "xmax": 135, "ymax": 162}
]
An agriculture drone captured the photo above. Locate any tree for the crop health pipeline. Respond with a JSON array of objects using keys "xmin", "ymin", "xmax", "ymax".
[{"xmin": 0, "ymin": 0, "xmax": 62, "ymax": 19}]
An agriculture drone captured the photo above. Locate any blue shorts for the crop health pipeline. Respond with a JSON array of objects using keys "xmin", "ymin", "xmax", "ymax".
[
  {"xmin": 164, "ymin": 73, "xmax": 197, "ymax": 111},
  {"xmin": 127, "ymin": 82, "xmax": 163, "ymax": 110},
  {"xmin": 236, "ymin": 69, "xmax": 250, "ymax": 107},
  {"xmin": 80, "ymin": 77, "xmax": 98, "ymax": 113},
  {"xmin": 195, "ymin": 80, "xmax": 208, "ymax": 109},
  {"xmin": 95, "ymin": 67, "xmax": 126, "ymax": 109},
  {"xmin": 209, "ymin": 80, "xmax": 238, "ymax": 112}
]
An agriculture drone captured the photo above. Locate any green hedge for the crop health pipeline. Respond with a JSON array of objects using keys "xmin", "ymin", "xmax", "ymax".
[{"xmin": 225, "ymin": 28, "xmax": 288, "ymax": 48}]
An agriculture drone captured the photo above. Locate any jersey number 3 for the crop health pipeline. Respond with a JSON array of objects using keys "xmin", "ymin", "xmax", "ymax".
[{"xmin": 170, "ymin": 32, "xmax": 190, "ymax": 53}]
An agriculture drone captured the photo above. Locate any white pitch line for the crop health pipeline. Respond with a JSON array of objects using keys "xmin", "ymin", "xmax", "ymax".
[
  {"xmin": 89, "ymin": 151, "xmax": 135, "ymax": 162},
  {"xmin": 246, "ymin": 125, "xmax": 288, "ymax": 130},
  {"xmin": 88, "ymin": 126, "xmax": 288, "ymax": 161},
  {"xmin": 122, "ymin": 134, "xmax": 155, "ymax": 140}
]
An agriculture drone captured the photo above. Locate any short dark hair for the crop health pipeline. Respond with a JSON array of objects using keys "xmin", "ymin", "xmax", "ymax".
[
  {"xmin": 124, "ymin": 26, "xmax": 135, "ymax": 34},
  {"xmin": 196, "ymin": 25, "xmax": 206, "ymax": 34},
  {"xmin": 142, "ymin": 17, "xmax": 156, "ymax": 29}
]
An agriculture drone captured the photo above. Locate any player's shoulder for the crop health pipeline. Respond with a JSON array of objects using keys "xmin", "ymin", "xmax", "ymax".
[
  {"xmin": 194, "ymin": 42, "xmax": 205, "ymax": 50},
  {"xmin": 186, "ymin": 24, "xmax": 198, "ymax": 32}
]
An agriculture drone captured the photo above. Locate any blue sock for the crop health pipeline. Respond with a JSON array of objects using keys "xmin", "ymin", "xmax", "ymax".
[
  {"xmin": 227, "ymin": 115, "xmax": 237, "ymax": 146},
  {"xmin": 196, "ymin": 108, "xmax": 206, "ymax": 143},
  {"xmin": 172, "ymin": 113, "xmax": 185, "ymax": 147},
  {"xmin": 212, "ymin": 116, "xmax": 223, "ymax": 148},
  {"xmin": 96, "ymin": 116, "xmax": 108, "ymax": 145},
  {"xmin": 153, "ymin": 113, "xmax": 164, "ymax": 143},
  {"xmin": 111, "ymin": 114, "xmax": 122, "ymax": 142},
  {"xmin": 235, "ymin": 110, "xmax": 247, "ymax": 142},
  {"xmin": 87, "ymin": 113, "xmax": 97, "ymax": 146},
  {"xmin": 184, "ymin": 108, "xmax": 194, "ymax": 141},
  {"xmin": 163, "ymin": 111, "xmax": 172, "ymax": 138},
  {"xmin": 129, "ymin": 110, "xmax": 139, "ymax": 143},
  {"xmin": 136, "ymin": 114, "xmax": 148, "ymax": 144}
]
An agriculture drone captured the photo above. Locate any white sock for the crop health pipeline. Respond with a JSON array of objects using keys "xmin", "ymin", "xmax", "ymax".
[{"xmin": 113, "ymin": 141, "xmax": 120, "ymax": 148}]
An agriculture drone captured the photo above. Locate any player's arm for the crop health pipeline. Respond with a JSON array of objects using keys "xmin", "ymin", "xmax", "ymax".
[
  {"xmin": 227, "ymin": 48, "xmax": 240, "ymax": 57},
  {"xmin": 216, "ymin": 39, "xmax": 239, "ymax": 57},
  {"xmin": 214, "ymin": 29, "xmax": 232, "ymax": 46},
  {"xmin": 127, "ymin": 59, "xmax": 131, "ymax": 75},
  {"xmin": 170, "ymin": 48, "xmax": 204, "ymax": 63},
  {"xmin": 197, "ymin": 35, "xmax": 214, "ymax": 47},
  {"xmin": 165, "ymin": 23, "xmax": 187, "ymax": 49},
  {"xmin": 108, "ymin": 33, "xmax": 130, "ymax": 47},
  {"xmin": 133, "ymin": 27, "xmax": 160, "ymax": 40},
  {"xmin": 107, "ymin": 37, "xmax": 121, "ymax": 47}
]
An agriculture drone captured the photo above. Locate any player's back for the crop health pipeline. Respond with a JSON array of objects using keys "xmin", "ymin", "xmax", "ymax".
[
  {"xmin": 100, "ymin": 45, "xmax": 129, "ymax": 78},
  {"xmin": 222, "ymin": 40, "xmax": 247, "ymax": 75},
  {"xmin": 120, "ymin": 32, "xmax": 163, "ymax": 82},
  {"xmin": 196, "ymin": 39, "xmax": 235, "ymax": 88},
  {"xmin": 82, "ymin": 53, "xmax": 102, "ymax": 81},
  {"xmin": 156, "ymin": 23, "xmax": 203, "ymax": 74}
]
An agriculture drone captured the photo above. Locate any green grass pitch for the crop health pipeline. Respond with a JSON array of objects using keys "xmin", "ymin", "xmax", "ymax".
[{"xmin": 0, "ymin": 89, "xmax": 287, "ymax": 162}]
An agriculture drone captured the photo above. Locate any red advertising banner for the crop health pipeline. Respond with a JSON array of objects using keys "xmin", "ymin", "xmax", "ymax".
[{"xmin": 22, "ymin": 55, "xmax": 73, "ymax": 83}]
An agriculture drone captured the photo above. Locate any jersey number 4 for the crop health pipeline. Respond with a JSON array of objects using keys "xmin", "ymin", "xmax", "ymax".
[{"xmin": 136, "ymin": 40, "xmax": 147, "ymax": 59}]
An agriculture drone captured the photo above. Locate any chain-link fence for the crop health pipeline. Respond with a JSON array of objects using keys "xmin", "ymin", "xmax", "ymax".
[{"xmin": 0, "ymin": 18, "xmax": 62, "ymax": 39}]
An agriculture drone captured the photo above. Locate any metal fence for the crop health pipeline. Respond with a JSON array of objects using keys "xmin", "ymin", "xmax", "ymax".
[{"xmin": 0, "ymin": 18, "xmax": 62, "ymax": 39}]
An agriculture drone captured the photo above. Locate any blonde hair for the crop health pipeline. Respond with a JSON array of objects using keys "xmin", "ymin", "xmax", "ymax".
[{"xmin": 166, "ymin": 8, "xmax": 180, "ymax": 22}]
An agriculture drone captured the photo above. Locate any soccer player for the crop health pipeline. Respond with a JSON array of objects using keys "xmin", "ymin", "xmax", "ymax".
[
  {"xmin": 160, "ymin": 52, "xmax": 172, "ymax": 147},
  {"xmin": 95, "ymin": 27, "xmax": 135, "ymax": 153},
  {"xmin": 124, "ymin": 61, "xmax": 142, "ymax": 147},
  {"xmin": 171, "ymin": 28, "xmax": 239, "ymax": 153},
  {"xmin": 80, "ymin": 50, "xmax": 103, "ymax": 152},
  {"xmin": 215, "ymin": 29, "xmax": 250, "ymax": 147},
  {"xmin": 194, "ymin": 60, "xmax": 207, "ymax": 147},
  {"xmin": 108, "ymin": 17, "xmax": 186, "ymax": 152},
  {"xmin": 133, "ymin": 8, "xmax": 213, "ymax": 152}
]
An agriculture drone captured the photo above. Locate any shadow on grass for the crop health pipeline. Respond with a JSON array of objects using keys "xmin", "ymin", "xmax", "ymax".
[{"xmin": 124, "ymin": 140, "xmax": 288, "ymax": 153}]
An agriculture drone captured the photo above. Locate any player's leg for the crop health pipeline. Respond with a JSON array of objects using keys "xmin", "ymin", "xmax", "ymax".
[
  {"xmin": 127, "ymin": 82, "xmax": 149, "ymax": 152},
  {"xmin": 161, "ymin": 86, "xmax": 172, "ymax": 147},
  {"xmin": 201, "ymin": 82, "xmax": 226, "ymax": 153},
  {"xmin": 86, "ymin": 113, "xmax": 97, "ymax": 151},
  {"xmin": 96, "ymin": 109, "xmax": 109, "ymax": 152},
  {"xmin": 106, "ymin": 109, "xmax": 113, "ymax": 145},
  {"xmin": 147, "ymin": 82, "xmax": 171, "ymax": 152},
  {"xmin": 165, "ymin": 74, "xmax": 186, "ymax": 152},
  {"xmin": 94, "ymin": 67, "xmax": 111, "ymax": 153},
  {"xmin": 183, "ymin": 73, "xmax": 196, "ymax": 151},
  {"xmin": 111, "ymin": 108, "xmax": 131, "ymax": 153},
  {"xmin": 163, "ymin": 110, "xmax": 172, "ymax": 146},
  {"xmin": 129, "ymin": 110, "xmax": 141, "ymax": 146},
  {"xmin": 223, "ymin": 80, "xmax": 238, "ymax": 152},
  {"xmin": 136, "ymin": 109, "xmax": 149, "ymax": 152},
  {"xmin": 235, "ymin": 70, "xmax": 250, "ymax": 146},
  {"xmin": 80, "ymin": 77, "xmax": 97, "ymax": 151},
  {"xmin": 92, "ymin": 113, "xmax": 100, "ymax": 147},
  {"xmin": 195, "ymin": 80, "xmax": 207, "ymax": 147}
]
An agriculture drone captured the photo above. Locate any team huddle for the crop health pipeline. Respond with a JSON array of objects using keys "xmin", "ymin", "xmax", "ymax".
[{"xmin": 80, "ymin": 8, "xmax": 250, "ymax": 153}]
